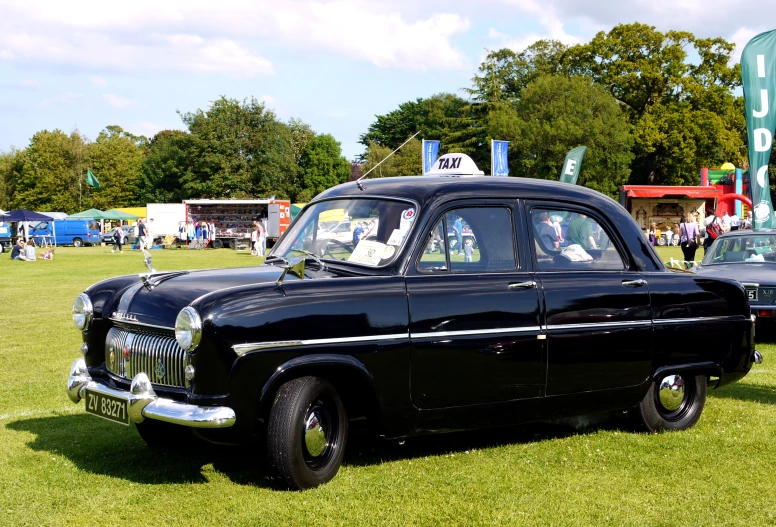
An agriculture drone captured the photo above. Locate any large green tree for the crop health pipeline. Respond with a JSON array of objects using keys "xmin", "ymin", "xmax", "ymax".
[
  {"xmin": 360, "ymin": 138, "xmax": 422, "ymax": 179},
  {"xmin": 296, "ymin": 134, "xmax": 351, "ymax": 201},
  {"xmin": 178, "ymin": 96, "xmax": 297, "ymax": 199},
  {"xmin": 359, "ymin": 94, "xmax": 468, "ymax": 152},
  {"xmin": 139, "ymin": 130, "xmax": 195, "ymax": 204},
  {"xmin": 86, "ymin": 125, "xmax": 146, "ymax": 209},
  {"xmin": 490, "ymin": 75, "xmax": 633, "ymax": 196},
  {"xmin": 11, "ymin": 130, "xmax": 87, "ymax": 213}
]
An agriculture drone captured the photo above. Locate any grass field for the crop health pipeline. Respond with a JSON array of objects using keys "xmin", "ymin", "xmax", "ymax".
[{"xmin": 1, "ymin": 244, "xmax": 775, "ymax": 526}]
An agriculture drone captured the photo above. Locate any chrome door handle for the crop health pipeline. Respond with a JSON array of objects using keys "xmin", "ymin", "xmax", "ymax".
[
  {"xmin": 509, "ymin": 281, "xmax": 536, "ymax": 290},
  {"xmin": 622, "ymin": 279, "xmax": 647, "ymax": 287}
]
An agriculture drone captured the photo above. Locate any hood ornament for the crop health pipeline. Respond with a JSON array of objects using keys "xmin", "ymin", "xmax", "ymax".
[
  {"xmin": 276, "ymin": 258, "xmax": 305, "ymax": 289},
  {"xmin": 140, "ymin": 249, "xmax": 158, "ymax": 289}
]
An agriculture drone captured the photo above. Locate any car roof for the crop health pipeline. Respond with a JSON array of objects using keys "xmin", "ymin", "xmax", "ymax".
[
  {"xmin": 718, "ymin": 229, "xmax": 776, "ymax": 238},
  {"xmin": 315, "ymin": 175, "xmax": 615, "ymax": 210}
]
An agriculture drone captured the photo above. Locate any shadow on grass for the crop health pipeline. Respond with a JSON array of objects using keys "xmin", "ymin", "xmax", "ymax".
[
  {"xmin": 8, "ymin": 411, "xmax": 638, "ymax": 488},
  {"xmin": 709, "ymin": 382, "xmax": 776, "ymax": 405},
  {"xmin": 344, "ymin": 411, "xmax": 637, "ymax": 468},
  {"xmin": 6, "ymin": 413, "xmax": 280, "ymax": 489}
]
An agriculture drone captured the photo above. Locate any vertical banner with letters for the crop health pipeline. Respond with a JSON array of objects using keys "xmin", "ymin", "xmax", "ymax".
[
  {"xmin": 558, "ymin": 146, "xmax": 587, "ymax": 185},
  {"xmin": 741, "ymin": 30, "xmax": 776, "ymax": 230},
  {"xmin": 422, "ymin": 140, "xmax": 441, "ymax": 174},
  {"xmin": 491, "ymin": 140, "xmax": 509, "ymax": 176}
]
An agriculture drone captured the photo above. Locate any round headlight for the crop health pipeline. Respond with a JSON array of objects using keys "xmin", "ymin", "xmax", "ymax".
[
  {"xmin": 175, "ymin": 307, "xmax": 202, "ymax": 352},
  {"xmin": 72, "ymin": 294, "xmax": 93, "ymax": 331}
]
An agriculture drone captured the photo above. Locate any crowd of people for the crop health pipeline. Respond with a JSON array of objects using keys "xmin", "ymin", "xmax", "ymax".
[
  {"xmin": 647, "ymin": 209, "xmax": 754, "ymax": 263},
  {"xmin": 10, "ymin": 238, "xmax": 54, "ymax": 261}
]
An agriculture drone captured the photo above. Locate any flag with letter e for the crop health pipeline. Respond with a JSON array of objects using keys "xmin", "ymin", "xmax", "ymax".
[
  {"xmin": 491, "ymin": 140, "xmax": 509, "ymax": 177},
  {"xmin": 422, "ymin": 140, "xmax": 440, "ymax": 174},
  {"xmin": 559, "ymin": 146, "xmax": 587, "ymax": 185},
  {"xmin": 86, "ymin": 169, "xmax": 102, "ymax": 190},
  {"xmin": 742, "ymin": 30, "xmax": 776, "ymax": 230}
]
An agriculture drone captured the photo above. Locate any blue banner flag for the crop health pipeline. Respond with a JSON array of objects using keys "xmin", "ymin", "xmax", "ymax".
[
  {"xmin": 422, "ymin": 140, "xmax": 440, "ymax": 174},
  {"xmin": 491, "ymin": 140, "xmax": 509, "ymax": 176}
]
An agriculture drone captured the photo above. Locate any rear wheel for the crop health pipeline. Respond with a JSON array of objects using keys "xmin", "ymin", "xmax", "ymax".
[
  {"xmin": 633, "ymin": 373, "xmax": 706, "ymax": 432},
  {"xmin": 72, "ymin": 238, "xmax": 83, "ymax": 247},
  {"xmin": 267, "ymin": 376, "xmax": 347, "ymax": 489},
  {"xmin": 212, "ymin": 239, "xmax": 224, "ymax": 249}
]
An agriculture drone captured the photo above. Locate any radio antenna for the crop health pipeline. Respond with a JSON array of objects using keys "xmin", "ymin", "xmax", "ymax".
[{"xmin": 356, "ymin": 131, "xmax": 421, "ymax": 190}]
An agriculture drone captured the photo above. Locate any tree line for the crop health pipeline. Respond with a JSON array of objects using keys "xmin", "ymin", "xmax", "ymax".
[{"xmin": 2, "ymin": 22, "xmax": 775, "ymax": 213}]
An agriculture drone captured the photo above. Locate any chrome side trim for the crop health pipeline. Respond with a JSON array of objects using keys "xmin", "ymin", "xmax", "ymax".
[
  {"xmin": 110, "ymin": 317, "xmax": 174, "ymax": 331},
  {"xmin": 412, "ymin": 326, "xmax": 542, "ymax": 339},
  {"xmin": 741, "ymin": 283, "xmax": 760, "ymax": 288},
  {"xmin": 233, "ymin": 333, "xmax": 410, "ymax": 356},
  {"xmin": 653, "ymin": 315, "xmax": 744, "ymax": 326},
  {"xmin": 548, "ymin": 320, "xmax": 652, "ymax": 331}
]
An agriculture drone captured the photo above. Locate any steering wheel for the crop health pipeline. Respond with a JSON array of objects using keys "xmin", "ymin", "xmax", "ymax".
[{"xmin": 319, "ymin": 239, "xmax": 353, "ymax": 259}]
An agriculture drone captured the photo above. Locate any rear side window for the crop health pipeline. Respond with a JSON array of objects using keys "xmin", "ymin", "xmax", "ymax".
[
  {"xmin": 418, "ymin": 207, "xmax": 516, "ymax": 273},
  {"xmin": 531, "ymin": 207, "xmax": 625, "ymax": 271}
]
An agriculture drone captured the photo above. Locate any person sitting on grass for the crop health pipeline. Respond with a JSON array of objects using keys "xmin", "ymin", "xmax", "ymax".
[
  {"xmin": 11, "ymin": 239, "xmax": 29, "ymax": 261},
  {"xmin": 40, "ymin": 247, "xmax": 55, "ymax": 260},
  {"xmin": 24, "ymin": 239, "xmax": 36, "ymax": 261}
]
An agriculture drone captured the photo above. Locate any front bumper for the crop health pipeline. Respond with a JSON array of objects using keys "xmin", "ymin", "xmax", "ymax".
[{"xmin": 67, "ymin": 358, "xmax": 236, "ymax": 428}]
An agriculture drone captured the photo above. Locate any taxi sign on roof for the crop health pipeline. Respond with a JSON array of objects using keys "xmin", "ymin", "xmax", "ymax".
[{"xmin": 425, "ymin": 153, "xmax": 484, "ymax": 176}]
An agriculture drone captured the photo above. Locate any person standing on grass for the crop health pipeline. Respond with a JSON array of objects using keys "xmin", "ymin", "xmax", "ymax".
[
  {"xmin": 209, "ymin": 220, "xmax": 216, "ymax": 247},
  {"xmin": 137, "ymin": 218, "xmax": 147, "ymax": 250},
  {"xmin": 679, "ymin": 215, "xmax": 699, "ymax": 264},
  {"xmin": 111, "ymin": 226, "xmax": 124, "ymax": 253},
  {"xmin": 257, "ymin": 220, "xmax": 266, "ymax": 256}
]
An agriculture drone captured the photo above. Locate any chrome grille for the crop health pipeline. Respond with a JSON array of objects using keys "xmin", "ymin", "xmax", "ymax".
[{"xmin": 105, "ymin": 327, "xmax": 189, "ymax": 388}]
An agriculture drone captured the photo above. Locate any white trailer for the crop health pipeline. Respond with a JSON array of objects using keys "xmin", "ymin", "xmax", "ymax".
[
  {"xmin": 146, "ymin": 203, "xmax": 187, "ymax": 239},
  {"xmin": 184, "ymin": 199, "xmax": 291, "ymax": 248}
]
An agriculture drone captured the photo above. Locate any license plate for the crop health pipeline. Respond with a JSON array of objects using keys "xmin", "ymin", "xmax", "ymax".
[
  {"xmin": 84, "ymin": 390, "xmax": 130, "ymax": 426},
  {"xmin": 748, "ymin": 289, "xmax": 758, "ymax": 301}
]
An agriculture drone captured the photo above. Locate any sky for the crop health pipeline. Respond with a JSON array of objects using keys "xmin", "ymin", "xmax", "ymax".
[{"xmin": 1, "ymin": 0, "xmax": 774, "ymax": 161}]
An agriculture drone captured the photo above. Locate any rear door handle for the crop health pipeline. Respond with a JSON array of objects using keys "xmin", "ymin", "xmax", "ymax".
[
  {"xmin": 622, "ymin": 279, "xmax": 647, "ymax": 287},
  {"xmin": 509, "ymin": 281, "xmax": 536, "ymax": 290}
]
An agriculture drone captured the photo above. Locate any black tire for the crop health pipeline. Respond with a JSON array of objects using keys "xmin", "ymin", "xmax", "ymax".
[
  {"xmin": 212, "ymin": 239, "xmax": 224, "ymax": 249},
  {"xmin": 134, "ymin": 419, "xmax": 192, "ymax": 448},
  {"xmin": 72, "ymin": 238, "xmax": 83, "ymax": 247},
  {"xmin": 633, "ymin": 374, "xmax": 706, "ymax": 432},
  {"xmin": 267, "ymin": 376, "xmax": 347, "ymax": 490},
  {"xmin": 228, "ymin": 239, "xmax": 236, "ymax": 249}
]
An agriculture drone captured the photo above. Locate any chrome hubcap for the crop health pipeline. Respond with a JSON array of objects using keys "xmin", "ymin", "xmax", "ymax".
[
  {"xmin": 304, "ymin": 407, "xmax": 327, "ymax": 458},
  {"xmin": 658, "ymin": 374, "xmax": 685, "ymax": 411}
]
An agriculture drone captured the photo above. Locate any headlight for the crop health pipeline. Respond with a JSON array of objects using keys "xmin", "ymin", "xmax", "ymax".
[
  {"xmin": 72, "ymin": 294, "xmax": 93, "ymax": 331},
  {"xmin": 175, "ymin": 307, "xmax": 202, "ymax": 352}
]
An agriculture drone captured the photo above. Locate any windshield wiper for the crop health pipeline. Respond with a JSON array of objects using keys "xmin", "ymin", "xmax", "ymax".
[
  {"xmin": 265, "ymin": 255, "xmax": 290, "ymax": 266},
  {"xmin": 290, "ymin": 249, "xmax": 327, "ymax": 271}
]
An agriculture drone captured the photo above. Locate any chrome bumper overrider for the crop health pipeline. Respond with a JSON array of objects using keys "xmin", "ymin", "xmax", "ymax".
[
  {"xmin": 67, "ymin": 358, "xmax": 235, "ymax": 428},
  {"xmin": 754, "ymin": 350, "xmax": 764, "ymax": 365}
]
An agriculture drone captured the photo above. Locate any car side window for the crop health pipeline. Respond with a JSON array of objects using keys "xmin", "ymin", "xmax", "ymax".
[
  {"xmin": 531, "ymin": 207, "xmax": 625, "ymax": 271},
  {"xmin": 418, "ymin": 207, "xmax": 515, "ymax": 273}
]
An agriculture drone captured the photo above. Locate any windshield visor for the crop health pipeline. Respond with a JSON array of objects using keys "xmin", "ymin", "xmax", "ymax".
[{"xmin": 272, "ymin": 198, "xmax": 418, "ymax": 268}]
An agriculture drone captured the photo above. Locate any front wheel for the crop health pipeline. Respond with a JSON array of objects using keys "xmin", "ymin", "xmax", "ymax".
[
  {"xmin": 267, "ymin": 376, "xmax": 347, "ymax": 490},
  {"xmin": 633, "ymin": 373, "xmax": 706, "ymax": 432},
  {"xmin": 72, "ymin": 238, "xmax": 83, "ymax": 247}
]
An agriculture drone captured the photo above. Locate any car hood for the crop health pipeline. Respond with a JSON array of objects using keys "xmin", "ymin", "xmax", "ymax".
[
  {"xmin": 695, "ymin": 263, "xmax": 776, "ymax": 284},
  {"xmin": 109, "ymin": 264, "xmax": 291, "ymax": 328}
]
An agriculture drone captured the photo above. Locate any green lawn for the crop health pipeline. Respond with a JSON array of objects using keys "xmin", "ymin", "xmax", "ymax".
[{"xmin": 1, "ymin": 245, "xmax": 774, "ymax": 526}]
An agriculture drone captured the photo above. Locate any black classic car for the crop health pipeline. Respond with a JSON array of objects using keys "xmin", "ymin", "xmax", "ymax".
[
  {"xmin": 67, "ymin": 154, "xmax": 762, "ymax": 489},
  {"xmin": 695, "ymin": 229, "xmax": 776, "ymax": 321}
]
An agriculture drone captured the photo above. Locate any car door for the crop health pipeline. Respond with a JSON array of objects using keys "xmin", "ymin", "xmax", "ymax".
[
  {"xmin": 407, "ymin": 203, "xmax": 545, "ymax": 409},
  {"xmin": 527, "ymin": 203, "xmax": 653, "ymax": 395}
]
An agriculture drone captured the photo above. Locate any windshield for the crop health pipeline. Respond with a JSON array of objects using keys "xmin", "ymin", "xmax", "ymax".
[
  {"xmin": 702, "ymin": 234, "xmax": 776, "ymax": 264},
  {"xmin": 272, "ymin": 198, "xmax": 418, "ymax": 268}
]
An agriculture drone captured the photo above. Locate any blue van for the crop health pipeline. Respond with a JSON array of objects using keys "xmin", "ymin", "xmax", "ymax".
[{"xmin": 32, "ymin": 219, "xmax": 101, "ymax": 247}]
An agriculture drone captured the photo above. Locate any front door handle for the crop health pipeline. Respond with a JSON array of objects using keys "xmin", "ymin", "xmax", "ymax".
[
  {"xmin": 622, "ymin": 279, "xmax": 647, "ymax": 287},
  {"xmin": 509, "ymin": 281, "xmax": 536, "ymax": 290}
]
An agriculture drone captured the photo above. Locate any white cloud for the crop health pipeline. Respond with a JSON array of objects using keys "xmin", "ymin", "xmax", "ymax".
[
  {"xmin": 261, "ymin": 94, "xmax": 278, "ymax": 105},
  {"xmin": 0, "ymin": 1, "xmax": 469, "ymax": 74},
  {"xmin": 102, "ymin": 94, "xmax": 135, "ymax": 108},
  {"xmin": 89, "ymin": 76, "xmax": 108, "ymax": 88},
  {"xmin": 40, "ymin": 92, "xmax": 84, "ymax": 108},
  {"xmin": 127, "ymin": 121, "xmax": 184, "ymax": 139},
  {"xmin": 18, "ymin": 78, "xmax": 39, "ymax": 88},
  {"xmin": 729, "ymin": 28, "xmax": 760, "ymax": 63}
]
